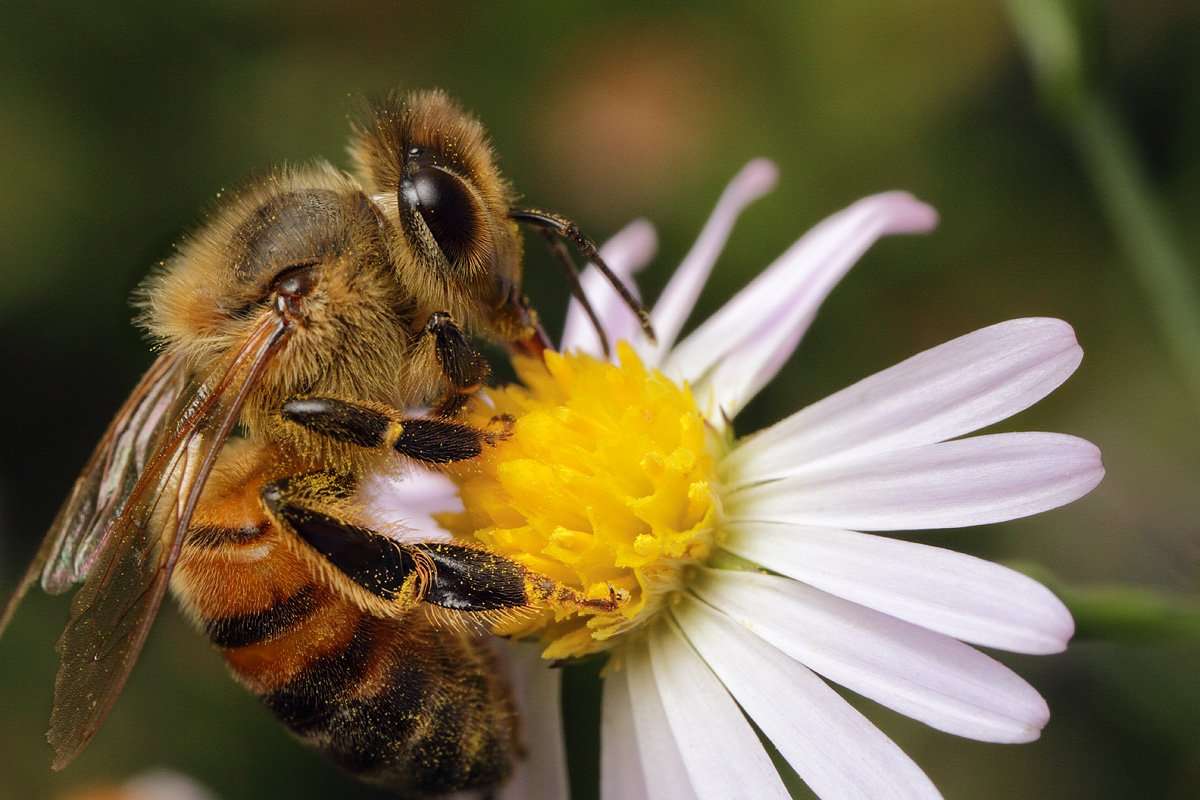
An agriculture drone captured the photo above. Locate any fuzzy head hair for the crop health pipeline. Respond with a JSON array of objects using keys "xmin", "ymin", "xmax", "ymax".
[{"xmin": 348, "ymin": 89, "xmax": 534, "ymax": 343}]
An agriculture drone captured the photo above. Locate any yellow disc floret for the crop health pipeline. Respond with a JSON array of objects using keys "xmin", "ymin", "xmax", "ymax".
[{"xmin": 437, "ymin": 343, "xmax": 720, "ymax": 660}]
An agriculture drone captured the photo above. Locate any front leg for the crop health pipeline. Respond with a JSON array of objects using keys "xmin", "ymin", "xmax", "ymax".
[
  {"xmin": 281, "ymin": 397, "xmax": 507, "ymax": 465},
  {"xmin": 424, "ymin": 311, "xmax": 488, "ymax": 418},
  {"xmin": 260, "ymin": 472, "xmax": 618, "ymax": 617}
]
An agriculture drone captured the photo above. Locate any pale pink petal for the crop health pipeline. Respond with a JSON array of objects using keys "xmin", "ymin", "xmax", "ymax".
[
  {"xmin": 355, "ymin": 466, "xmax": 458, "ymax": 543},
  {"xmin": 561, "ymin": 219, "xmax": 658, "ymax": 356},
  {"xmin": 722, "ymin": 522, "xmax": 1073, "ymax": 654},
  {"xmin": 692, "ymin": 570, "xmax": 1051, "ymax": 743},
  {"xmin": 725, "ymin": 318, "xmax": 1084, "ymax": 481},
  {"xmin": 646, "ymin": 621, "xmax": 791, "ymax": 800},
  {"xmin": 673, "ymin": 596, "xmax": 942, "ymax": 800},
  {"xmin": 666, "ymin": 192, "xmax": 938, "ymax": 418},
  {"xmin": 602, "ymin": 662, "xmax": 653, "ymax": 800},
  {"xmin": 123, "ymin": 771, "xmax": 218, "ymax": 800},
  {"xmin": 726, "ymin": 432, "xmax": 1103, "ymax": 531},
  {"xmin": 647, "ymin": 159, "xmax": 779, "ymax": 360},
  {"xmin": 625, "ymin": 639, "xmax": 700, "ymax": 800},
  {"xmin": 497, "ymin": 643, "xmax": 569, "ymax": 800}
]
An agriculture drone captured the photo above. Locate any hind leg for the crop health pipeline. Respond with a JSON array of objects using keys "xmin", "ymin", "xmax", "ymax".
[{"xmin": 259, "ymin": 471, "xmax": 620, "ymax": 620}]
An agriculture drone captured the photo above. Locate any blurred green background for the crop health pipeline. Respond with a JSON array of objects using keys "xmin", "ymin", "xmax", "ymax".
[{"xmin": 1, "ymin": 1, "xmax": 1198, "ymax": 798}]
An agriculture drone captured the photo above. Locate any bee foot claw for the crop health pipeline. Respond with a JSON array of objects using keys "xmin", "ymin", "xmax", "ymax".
[{"xmin": 485, "ymin": 414, "xmax": 515, "ymax": 443}]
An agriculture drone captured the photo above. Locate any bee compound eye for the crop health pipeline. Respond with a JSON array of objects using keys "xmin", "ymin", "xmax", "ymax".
[{"xmin": 400, "ymin": 165, "xmax": 477, "ymax": 266}]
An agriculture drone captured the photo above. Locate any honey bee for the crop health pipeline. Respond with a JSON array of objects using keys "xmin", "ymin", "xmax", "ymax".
[{"xmin": 0, "ymin": 89, "xmax": 650, "ymax": 798}]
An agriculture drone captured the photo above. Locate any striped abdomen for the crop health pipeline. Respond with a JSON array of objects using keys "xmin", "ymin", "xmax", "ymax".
[{"xmin": 171, "ymin": 460, "xmax": 517, "ymax": 797}]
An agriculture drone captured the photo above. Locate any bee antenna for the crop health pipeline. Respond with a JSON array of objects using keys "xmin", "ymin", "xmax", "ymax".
[
  {"xmin": 510, "ymin": 208, "xmax": 656, "ymax": 344},
  {"xmin": 533, "ymin": 227, "xmax": 610, "ymax": 357}
]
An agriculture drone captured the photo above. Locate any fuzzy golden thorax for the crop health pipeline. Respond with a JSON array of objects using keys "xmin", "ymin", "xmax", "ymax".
[
  {"xmin": 349, "ymin": 89, "xmax": 532, "ymax": 343},
  {"xmin": 137, "ymin": 164, "xmax": 428, "ymax": 470}
]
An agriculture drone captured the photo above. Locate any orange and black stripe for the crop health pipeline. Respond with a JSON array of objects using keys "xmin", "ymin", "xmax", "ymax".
[{"xmin": 174, "ymin": 506, "xmax": 517, "ymax": 796}]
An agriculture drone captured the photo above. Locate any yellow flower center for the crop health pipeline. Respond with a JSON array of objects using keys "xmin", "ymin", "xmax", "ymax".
[{"xmin": 437, "ymin": 344, "xmax": 721, "ymax": 659}]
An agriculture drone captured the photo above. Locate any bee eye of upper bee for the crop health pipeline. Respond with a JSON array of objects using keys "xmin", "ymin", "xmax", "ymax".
[{"xmin": 400, "ymin": 165, "xmax": 476, "ymax": 266}]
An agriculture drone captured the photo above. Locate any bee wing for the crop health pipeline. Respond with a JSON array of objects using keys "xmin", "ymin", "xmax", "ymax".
[
  {"xmin": 0, "ymin": 353, "xmax": 187, "ymax": 637},
  {"xmin": 46, "ymin": 312, "xmax": 291, "ymax": 770}
]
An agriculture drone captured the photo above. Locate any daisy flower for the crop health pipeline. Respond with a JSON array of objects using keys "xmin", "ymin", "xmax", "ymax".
[{"xmin": 385, "ymin": 159, "xmax": 1102, "ymax": 799}]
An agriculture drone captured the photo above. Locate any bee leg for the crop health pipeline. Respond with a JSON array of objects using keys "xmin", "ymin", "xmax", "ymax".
[
  {"xmin": 423, "ymin": 311, "xmax": 488, "ymax": 418},
  {"xmin": 280, "ymin": 397, "xmax": 508, "ymax": 465},
  {"xmin": 261, "ymin": 474, "xmax": 621, "ymax": 616},
  {"xmin": 414, "ymin": 542, "xmax": 624, "ymax": 614},
  {"xmin": 261, "ymin": 472, "xmax": 429, "ymax": 608}
]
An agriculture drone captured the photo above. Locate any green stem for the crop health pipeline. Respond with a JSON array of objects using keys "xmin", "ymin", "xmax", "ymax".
[
  {"xmin": 1009, "ymin": 0, "xmax": 1200, "ymax": 403},
  {"xmin": 1066, "ymin": 95, "xmax": 1200, "ymax": 402},
  {"xmin": 1009, "ymin": 561, "xmax": 1200, "ymax": 643},
  {"xmin": 1067, "ymin": 582, "xmax": 1200, "ymax": 643}
]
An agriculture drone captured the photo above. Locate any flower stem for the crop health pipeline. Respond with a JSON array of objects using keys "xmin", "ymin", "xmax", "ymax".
[
  {"xmin": 1065, "ymin": 96, "xmax": 1200, "ymax": 401},
  {"xmin": 1009, "ymin": 0, "xmax": 1200, "ymax": 402},
  {"xmin": 1067, "ymin": 583, "xmax": 1200, "ymax": 643},
  {"xmin": 1010, "ymin": 561, "xmax": 1200, "ymax": 643}
]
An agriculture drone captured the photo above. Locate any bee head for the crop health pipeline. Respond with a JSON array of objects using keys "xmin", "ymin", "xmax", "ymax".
[{"xmin": 349, "ymin": 89, "xmax": 541, "ymax": 348}]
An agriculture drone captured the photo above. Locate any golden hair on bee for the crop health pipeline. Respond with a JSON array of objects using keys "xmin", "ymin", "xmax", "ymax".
[
  {"xmin": 349, "ymin": 89, "xmax": 530, "ymax": 344},
  {"xmin": 136, "ymin": 163, "xmax": 373, "ymax": 355},
  {"xmin": 350, "ymin": 89, "xmax": 511, "ymax": 210},
  {"xmin": 1, "ymin": 87, "xmax": 643, "ymax": 797},
  {"xmin": 133, "ymin": 162, "xmax": 425, "ymax": 473}
]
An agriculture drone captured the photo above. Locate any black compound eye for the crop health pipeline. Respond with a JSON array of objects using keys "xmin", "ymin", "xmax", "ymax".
[{"xmin": 400, "ymin": 165, "xmax": 477, "ymax": 265}]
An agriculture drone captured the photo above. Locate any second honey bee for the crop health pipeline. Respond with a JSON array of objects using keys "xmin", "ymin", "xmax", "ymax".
[{"xmin": 0, "ymin": 89, "xmax": 649, "ymax": 798}]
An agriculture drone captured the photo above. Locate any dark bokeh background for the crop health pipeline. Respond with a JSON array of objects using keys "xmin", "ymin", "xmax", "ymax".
[{"xmin": 1, "ymin": 2, "xmax": 1198, "ymax": 798}]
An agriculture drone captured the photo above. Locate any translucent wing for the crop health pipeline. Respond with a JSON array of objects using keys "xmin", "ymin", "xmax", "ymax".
[
  {"xmin": 0, "ymin": 353, "xmax": 186, "ymax": 636},
  {"xmin": 46, "ymin": 313, "xmax": 291, "ymax": 769}
]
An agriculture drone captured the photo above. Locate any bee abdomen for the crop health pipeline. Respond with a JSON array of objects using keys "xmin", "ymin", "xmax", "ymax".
[
  {"xmin": 254, "ymin": 615, "xmax": 516, "ymax": 796},
  {"xmin": 175, "ymin": 467, "xmax": 517, "ymax": 797},
  {"xmin": 204, "ymin": 584, "xmax": 320, "ymax": 648},
  {"xmin": 259, "ymin": 613, "xmax": 380, "ymax": 735},
  {"xmin": 192, "ymin": 586, "xmax": 511, "ymax": 797}
]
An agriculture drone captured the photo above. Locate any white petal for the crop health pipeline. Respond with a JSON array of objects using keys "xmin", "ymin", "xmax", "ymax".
[
  {"xmin": 646, "ymin": 622, "xmax": 791, "ymax": 800},
  {"xmin": 726, "ymin": 318, "xmax": 1084, "ymax": 481},
  {"xmin": 666, "ymin": 192, "xmax": 938, "ymax": 418},
  {"xmin": 648, "ymin": 159, "xmax": 779, "ymax": 359},
  {"xmin": 625, "ymin": 639, "xmax": 700, "ymax": 800},
  {"xmin": 722, "ymin": 522, "xmax": 1073, "ymax": 654},
  {"xmin": 561, "ymin": 218, "xmax": 658, "ymax": 356},
  {"xmin": 124, "ymin": 771, "xmax": 218, "ymax": 800},
  {"xmin": 602, "ymin": 661, "xmax": 652, "ymax": 800},
  {"xmin": 356, "ymin": 466, "xmax": 459, "ymax": 543},
  {"xmin": 726, "ymin": 432, "xmax": 1104, "ymax": 531},
  {"xmin": 673, "ymin": 595, "xmax": 942, "ymax": 800},
  {"xmin": 497, "ymin": 643, "xmax": 569, "ymax": 800},
  {"xmin": 693, "ymin": 569, "xmax": 1051, "ymax": 743}
]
